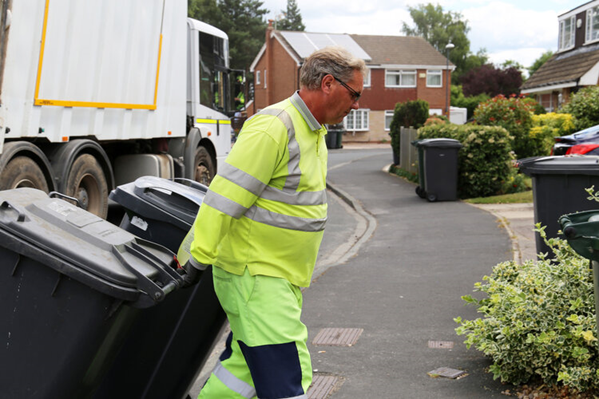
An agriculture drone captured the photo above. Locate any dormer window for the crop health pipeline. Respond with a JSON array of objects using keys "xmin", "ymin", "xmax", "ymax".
[
  {"xmin": 559, "ymin": 15, "xmax": 575, "ymax": 51},
  {"xmin": 587, "ymin": 6, "xmax": 599, "ymax": 43}
]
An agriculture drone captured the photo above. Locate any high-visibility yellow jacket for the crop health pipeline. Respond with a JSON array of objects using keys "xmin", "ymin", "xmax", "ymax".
[{"xmin": 189, "ymin": 92, "xmax": 328, "ymax": 287}]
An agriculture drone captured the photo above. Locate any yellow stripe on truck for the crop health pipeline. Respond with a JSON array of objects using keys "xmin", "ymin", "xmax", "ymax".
[{"xmin": 196, "ymin": 119, "xmax": 231, "ymax": 125}]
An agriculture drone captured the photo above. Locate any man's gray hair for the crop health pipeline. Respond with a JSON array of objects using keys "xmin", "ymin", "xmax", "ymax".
[{"xmin": 300, "ymin": 46, "xmax": 367, "ymax": 90}]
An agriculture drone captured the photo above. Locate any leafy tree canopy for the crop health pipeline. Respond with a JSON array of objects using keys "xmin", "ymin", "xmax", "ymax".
[
  {"xmin": 276, "ymin": 0, "xmax": 306, "ymax": 31},
  {"xmin": 188, "ymin": 0, "xmax": 268, "ymax": 70},
  {"xmin": 461, "ymin": 64, "xmax": 523, "ymax": 98},
  {"xmin": 401, "ymin": 3, "xmax": 472, "ymax": 81}
]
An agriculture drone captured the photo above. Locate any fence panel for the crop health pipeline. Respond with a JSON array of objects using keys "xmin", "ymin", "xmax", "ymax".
[{"xmin": 399, "ymin": 127, "xmax": 418, "ymax": 175}]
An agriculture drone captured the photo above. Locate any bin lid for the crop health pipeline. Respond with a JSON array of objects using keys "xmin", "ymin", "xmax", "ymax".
[
  {"xmin": 412, "ymin": 138, "xmax": 463, "ymax": 149},
  {"xmin": 109, "ymin": 176, "xmax": 207, "ymax": 228},
  {"xmin": 518, "ymin": 155, "xmax": 599, "ymax": 176},
  {"xmin": 0, "ymin": 188, "xmax": 179, "ymax": 306}
]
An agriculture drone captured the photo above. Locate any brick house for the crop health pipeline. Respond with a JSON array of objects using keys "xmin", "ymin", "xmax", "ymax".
[
  {"xmin": 521, "ymin": 0, "xmax": 599, "ymax": 110},
  {"xmin": 247, "ymin": 21, "xmax": 455, "ymax": 143}
]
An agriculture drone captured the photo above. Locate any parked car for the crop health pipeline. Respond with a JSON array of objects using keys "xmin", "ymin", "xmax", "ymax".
[{"xmin": 553, "ymin": 124, "xmax": 599, "ymax": 155}]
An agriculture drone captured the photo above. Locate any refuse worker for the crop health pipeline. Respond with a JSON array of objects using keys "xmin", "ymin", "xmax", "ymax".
[{"xmin": 181, "ymin": 46, "xmax": 366, "ymax": 399}]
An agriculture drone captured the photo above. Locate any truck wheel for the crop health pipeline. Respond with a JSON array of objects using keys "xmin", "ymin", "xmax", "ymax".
[
  {"xmin": 0, "ymin": 156, "xmax": 50, "ymax": 192},
  {"xmin": 194, "ymin": 146, "xmax": 215, "ymax": 186},
  {"xmin": 65, "ymin": 154, "xmax": 108, "ymax": 218}
]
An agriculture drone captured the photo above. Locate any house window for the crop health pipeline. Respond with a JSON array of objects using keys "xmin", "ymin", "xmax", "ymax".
[
  {"xmin": 364, "ymin": 69, "xmax": 371, "ymax": 87},
  {"xmin": 385, "ymin": 70, "xmax": 416, "ymax": 87},
  {"xmin": 426, "ymin": 70, "xmax": 442, "ymax": 87},
  {"xmin": 264, "ymin": 69, "xmax": 267, "ymax": 88},
  {"xmin": 256, "ymin": 71, "xmax": 261, "ymax": 85},
  {"xmin": 587, "ymin": 6, "xmax": 599, "ymax": 42},
  {"xmin": 384, "ymin": 111, "xmax": 394, "ymax": 131},
  {"xmin": 344, "ymin": 109, "xmax": 369, "ymax": 131},
  {"xmin": 559, "ymin": 15, "xmax": 575, "ymax": 51}
]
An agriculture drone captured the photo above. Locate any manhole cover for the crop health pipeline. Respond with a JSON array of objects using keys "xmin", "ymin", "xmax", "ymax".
[
  {"xmin": 308, "ymin": 374, "xmax": 342, "ymax": 399},
  {"xmin": 428, "ymin": 340, "xmax": 454, "ymax": 349},
  {"xmin": 312, "ymin": 328, "xmax": 363, "ymax": 346}
]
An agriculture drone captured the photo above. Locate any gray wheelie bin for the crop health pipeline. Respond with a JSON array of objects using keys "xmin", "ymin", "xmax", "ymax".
[
  {"xmin": 97, "ymin": 176, "xmax": 227, "ymax": 399},
  {"xmin": 412, "ymin": 138, "xmax": 462, "ymax": 202},
  {"xmin": 519, "ymin": 155, "xmax": 599, "ymax": 257},
  {"xmin": 0, "ymin": 188, "xmax": 182, "ymax": 399}
]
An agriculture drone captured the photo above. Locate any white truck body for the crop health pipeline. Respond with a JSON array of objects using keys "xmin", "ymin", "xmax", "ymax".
[{"xmin": 0, "ymin": 0, "xmax": 233, "ymax": 217}]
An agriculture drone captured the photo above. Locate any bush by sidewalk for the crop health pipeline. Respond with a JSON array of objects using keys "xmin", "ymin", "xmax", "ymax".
[
  {"xmin": 456, "ymin": 227, "xmax": 599, "ymax": 394},
  {"xmin": 418, "ymin": 124, "xmax": 523, "ymax": 199}
]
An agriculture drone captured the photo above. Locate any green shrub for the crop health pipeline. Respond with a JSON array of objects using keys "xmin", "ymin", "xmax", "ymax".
[
  {"xmin": 451, "ymin": 85, "xmax": 490, "ymax": 120},
  {"xmin": 390, "ymin": 100, "xmax": 429, "ymax": 164},
  {"xmin": 474, "ymin": 94, "xmax": 537, "ymax": 159},
  {"xmin": 528, "ymin": 113, "xmax": 576, "ymax": 156},
  {"xmin": 418, "ymin": 124, "xmax": 517, "ymax": 199},
  {"xmin": 561, "ymin": 86, "xmax": 599, "ymax": 131},
  {"xmin": 455, "ymin": 229, "xmax": 599, "ymax": 392}
]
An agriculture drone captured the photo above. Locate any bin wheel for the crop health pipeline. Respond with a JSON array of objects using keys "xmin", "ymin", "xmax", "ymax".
[
  {"xmin": 416, "ymin": 186, "xmax": 426, "ymax": 199},
  {"xmin": 427, "ymin": 193, "xmax": 437, "ymax": 202}
]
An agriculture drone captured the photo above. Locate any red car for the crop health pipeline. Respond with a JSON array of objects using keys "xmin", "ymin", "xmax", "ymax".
[{"xmin": 553, "ymin": 124, "xmax": 599, "ymax": 155}]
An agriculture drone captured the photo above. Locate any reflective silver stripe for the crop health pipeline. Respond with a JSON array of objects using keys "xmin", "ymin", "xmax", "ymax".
[
  {"xmin": 204, "ymin": 190, "xmax": 248, "ymax": 219},
  {"xmin": 256, "ymin": 108, "xmax": 302, "ymax": 191},
  {"xmin": 262, "ymin": 186, "xmax": 327, "ymax": 206},
  {"xmin": 291, "ymin": 91, "xmax": 321, "ymax": 131},
  {"xmin": 246, "ymin": 205, "xmax": 326, "ymax": 232},
  {"xmin": 213, "ymin": 361, "xmax": 256, "ymax": 398},
  {"xmin": 219, "ymin": 162, "xmax": 267, "ymax": 197}
]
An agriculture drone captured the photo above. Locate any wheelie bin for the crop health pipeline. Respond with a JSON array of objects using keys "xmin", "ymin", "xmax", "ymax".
[
  {"xmin": 0, "ymin": 188, "xmax": 182, "ymax": 399},
  {"xmin": 560, "ymin": 211, "xmax": 599, "ymax": 338},
  {"xmin": 519, "ymin": 155, "xmax": 599, "ymax": 257},
  {"xmin": 98, "ymin": 176, "xmax": 227, "ymax": 399},
  {"xmin": 412, "ymin": 138, "xmax": 462, "ymax": 202}
]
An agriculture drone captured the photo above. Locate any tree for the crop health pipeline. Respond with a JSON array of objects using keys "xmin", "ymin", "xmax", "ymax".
[
  {"xmin": 528, "ymin": 50, "xmax": 554, "ymax": 77},
  {"xmin": 276, "ymin": 0, "xmax": 305, "ymax": 31},
  {"xmin": 401, "ymin": 3, "xmax": 472, "ymax": 81},
  {"xmin": 188, "ymin": 0, "xmax": 269, "ymax": 70},
  {"xmin": 460, "ymin": 64, "xmax": 523, "ymax": 98}
]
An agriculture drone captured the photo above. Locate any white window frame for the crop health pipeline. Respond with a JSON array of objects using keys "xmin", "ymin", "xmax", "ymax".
[
  {"xmin": 264, "ymin": 69, "xmax": 267, "ymax": 88},
  {"xmin": 559, "ymin": 15, "xmax": 575, "ymax": 51},
  {"xmin": 363, "ymin": 68, "xmax": 371, "ymax": 87},
  {"xmin": 587, "ymin": 6, "xmax": 599, "ymax": 43},
  {"xmin": 384, "ymin": 110, "xmax": 394, "ymax": 131},
  {"xmin": 256, "ymin": 70, "xmax": 261, "ymax": 85},
  {"xmin": 344, "ymin": 109, "xmax": 369, "ymax": 131},
  {"xmin": 385, "ymin": 69, "xmax": 417, "ymax": 88},
  {"xmin": 426, "ymin": 69, "xmax": 442, "ymax": 88}
]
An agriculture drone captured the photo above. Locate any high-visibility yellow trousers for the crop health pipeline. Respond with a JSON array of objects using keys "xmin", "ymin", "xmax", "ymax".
[{"xmin": 198, "ymin": 267, "xmax": 312, "ymax": 399}]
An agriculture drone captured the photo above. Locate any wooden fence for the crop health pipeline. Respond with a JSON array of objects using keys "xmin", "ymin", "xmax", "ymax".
[{"xmin": 399, "ymin": 127, "xmax": 419, "ymax": 175}]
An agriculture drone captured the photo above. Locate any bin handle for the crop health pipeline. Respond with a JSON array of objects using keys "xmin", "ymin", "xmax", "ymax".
[
  {"xmin": 111, "ymin": 243, "xmax": 182, "ymax": 309},
  {"xmin": 173, "ymin": 178, "xmax": 209, "ymax": 193},
  {"xmin": 49, "ymin": 191, "xmax": 83, "ymax": 208},
  {"xmin": 0, "ymin": 201, "xmax": 26, "ymax": 222}
]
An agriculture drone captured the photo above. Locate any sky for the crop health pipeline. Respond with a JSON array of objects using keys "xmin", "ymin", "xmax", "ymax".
[{"xmin": 259, "ymin": 0, "xmax": 589, "ymax": 70}]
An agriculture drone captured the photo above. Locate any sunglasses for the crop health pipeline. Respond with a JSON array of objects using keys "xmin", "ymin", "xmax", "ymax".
[{"xmin": 333, "ymin": 76, "xmax": 361, "ymax": 103}]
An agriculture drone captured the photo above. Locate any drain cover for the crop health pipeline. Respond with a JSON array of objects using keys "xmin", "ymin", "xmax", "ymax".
[
  {"xmin": 312, "ymin": 328, "xmax": 363, "ymax": 346},
  {"xmin": 308, "ymin": 374, "xmax": 342, "ymax": 399},
  {"xmin": 428, "ymin": 367, "xmax": 467, "ymax": 379},
  {"xmin": 428, "ymin": 340, "xmax": 454, "ymax": 349}
]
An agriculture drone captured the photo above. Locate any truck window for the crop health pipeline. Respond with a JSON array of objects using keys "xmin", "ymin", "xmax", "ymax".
[{"xmin": 199, "ymin": 32, "xmax": 228, "ymax": 112}]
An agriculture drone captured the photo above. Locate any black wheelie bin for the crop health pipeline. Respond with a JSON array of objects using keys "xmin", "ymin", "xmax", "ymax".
[
  {"xmin": 519, "ymin": 155, "xmax": 599, "ymax": 257},
  {"xmin": 97, "ymin": 176, "xmax": 227, "ymax": 399},
  {"xmin": 0, "ymin": 188, "xmax": 182, "ymax": 399},
  {"xmin": 412, "ymin": 138, "xmax": 462, "ymax": 202}
]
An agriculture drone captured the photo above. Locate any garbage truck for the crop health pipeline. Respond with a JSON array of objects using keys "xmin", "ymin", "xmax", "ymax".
[{"xmin": 0, "ymin": 0, "xmax": 241, "ymax": 219}]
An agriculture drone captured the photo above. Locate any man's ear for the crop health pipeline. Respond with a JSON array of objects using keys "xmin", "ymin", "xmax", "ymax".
[{"xmin": 321, "ymin": 74, "xmax": 335, "ymax": 94}]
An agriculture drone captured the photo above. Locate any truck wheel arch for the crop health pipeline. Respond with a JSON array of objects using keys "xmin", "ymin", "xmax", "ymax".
[{"xmin": 0, "ymin": 141, "xmax": 56, "ymax": 192}]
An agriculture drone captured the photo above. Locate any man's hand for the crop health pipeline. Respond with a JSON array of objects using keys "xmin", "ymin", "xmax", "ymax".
[{"xmin": 178, "ymin": 259, "xmax": 208, "ymax": 288}]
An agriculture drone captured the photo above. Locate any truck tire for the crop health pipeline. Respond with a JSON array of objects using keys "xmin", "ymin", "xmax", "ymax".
[
  {"xmin": 0, "ymin": 156, "xmax": 50, "ymax": 192},
  {"xmin": 65, "ymin": 154, "xmax": 108, "ymax": 218},
  {"xmin": 194, "ymin": 146, "xmax": 215, "ymax": 186}
]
